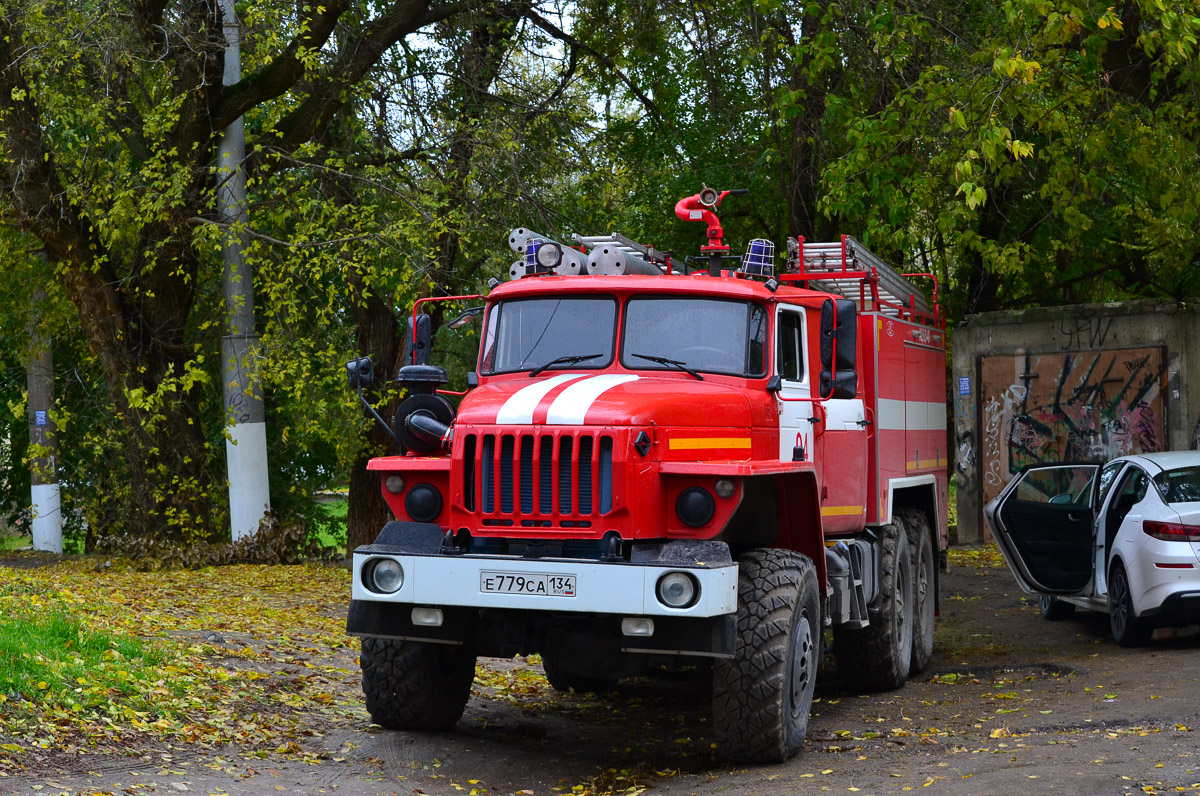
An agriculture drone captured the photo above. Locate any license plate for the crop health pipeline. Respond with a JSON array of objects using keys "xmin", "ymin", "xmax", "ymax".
[{"xmin": 480, "ymin": 571, "xmax": 576, "ymax": 597}]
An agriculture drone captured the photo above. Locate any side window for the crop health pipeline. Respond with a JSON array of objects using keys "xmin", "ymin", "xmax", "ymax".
[
  {"xmin": 777, "ymin": 310, "xmax": 805, "ymax": 382},
  {"xmin": 1095, "ymin": 461, "xmax": 1124, "ymax": 509},
  {"xmin": 1108, "ymin": 466, "xmax": 1148, "ymax": 524},
  {"xmin": 1127, "ymin": 468, "xmax": 1148, "ymax": 502}
]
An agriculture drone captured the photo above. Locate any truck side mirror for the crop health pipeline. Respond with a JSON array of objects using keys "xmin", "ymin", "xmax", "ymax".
[
  {"xmin": 819, "ymin": 298, "xmax": 858, "ymax": 399},
  {"xmin": 404, "ymin": 313, "xmax": 432, "ymax": 366}
]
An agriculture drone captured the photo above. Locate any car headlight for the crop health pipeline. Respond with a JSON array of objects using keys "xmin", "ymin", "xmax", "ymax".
[
  {"xmin": 367, "ymin": 559, "xmax": 404, "ymax": 594},
  {"xmin": 656, "ymin": 572, "xmax": 698, "ymax": 608}
]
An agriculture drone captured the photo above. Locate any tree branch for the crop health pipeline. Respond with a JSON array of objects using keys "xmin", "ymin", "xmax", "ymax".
[
  {"xmin": 214, "ymin": 0, "xmax": 350, "ymax": 127},
  {"xmin": 524, "ymin": 10, "xmax": 677, "ymax": 137}
]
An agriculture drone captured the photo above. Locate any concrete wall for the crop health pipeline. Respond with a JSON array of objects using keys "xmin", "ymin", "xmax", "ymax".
[{"xmin": 953, "ymin": 300, "xmax": 1200, "ymax": 543}]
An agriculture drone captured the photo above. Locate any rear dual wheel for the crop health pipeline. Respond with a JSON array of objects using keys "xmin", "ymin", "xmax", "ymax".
[
  {"xmin": 897, "ymin": 508, "xmax": 936, "ymax": 675},
  {"xmin": 834, "ymin": 522, "xmax": 914, "ymax": 691}
]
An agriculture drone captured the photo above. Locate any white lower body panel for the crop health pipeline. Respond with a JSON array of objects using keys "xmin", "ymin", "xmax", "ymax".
[{"xmin": 351, "ymin": 552, "xmax": 738, "ymax": 618}]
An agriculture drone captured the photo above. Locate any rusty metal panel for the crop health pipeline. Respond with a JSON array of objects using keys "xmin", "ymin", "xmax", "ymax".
[{"xmin": 978, "ymin": 349, "xmax": 1166, "ymax": 535}]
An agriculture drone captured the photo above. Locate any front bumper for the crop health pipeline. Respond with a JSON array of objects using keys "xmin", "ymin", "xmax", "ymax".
[{"xmin": 347, "ymin": 521, "xmax": 739, "ymax": 656}]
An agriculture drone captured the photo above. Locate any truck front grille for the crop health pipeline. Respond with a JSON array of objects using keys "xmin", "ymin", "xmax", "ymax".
[{"xmin": 463, "ymin": 432, "xmax": 613, "ymax": 520}]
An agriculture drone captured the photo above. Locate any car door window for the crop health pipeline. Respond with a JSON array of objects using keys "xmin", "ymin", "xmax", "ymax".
[
  {"xmin": 1095, "ymin": 461, "xmax": 1124, "ymax": 510},
  {"xmin": 993, "ymin": 464, "xmax": 1097, "ymax": 593},
  {"xmin": 777, "ymin": 310, "xmax": 804, "ymax": 383}
]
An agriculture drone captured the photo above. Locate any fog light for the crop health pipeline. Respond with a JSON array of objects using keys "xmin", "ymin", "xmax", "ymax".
[
  {"xmin": 621, "ymin": 617, "xmax": 655, "ymax": 636},
  {"xmin": 411, "ymin": 607, "xmax": 444, "ymax": 627},
  {"xmin": 368, "ymin": 559, "xmax": 404, "ymax": 593},
  {"xmin": 675, "ymin": 487, "xmax": 715, "ymax": 527},
  {"xmin": 385, "ymin": 474, "xmax": 406, "ymax": 494},
  {"xmin": 656, "ymin": 572, "xmax": 698, "ymax": 608},
  {"xmin": 715, "ymin": 479, "xmax": 736, "ymax": 499},
  {"xmin": 405, "ymin": 483, "xmax": 443, "ymax": 522}
]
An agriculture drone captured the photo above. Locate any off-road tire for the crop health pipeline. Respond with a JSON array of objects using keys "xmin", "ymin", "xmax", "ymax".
[
  {"xmin": 1108, "ymin": 561, "xmax": 1152, "ymax": 647},
  {"xmin": 833, "ymin": 522, "xmax": 914, "ymax": 692},
  {"xmin": 1039, "ymin": 595, "xmax": 1075, "ymax": 620},
  {"xmin": 713, "ymin": 549, "xmax": 821, "ymax": 763},
  {"xmin": 540, "ymin": 653, "xmax": 617, "ymax": 694},
  {"xmin": 897, "ymin": 508, "xmax": 936, "ymax": 675},
  {"xmin": 360, "ymin": 637, "xmax": 476, "ymax": 731}
]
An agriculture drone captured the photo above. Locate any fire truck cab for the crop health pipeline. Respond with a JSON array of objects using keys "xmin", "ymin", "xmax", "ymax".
[{"xmin": 345, "ymin": 190, "xmax": 948, "ymax": 763}]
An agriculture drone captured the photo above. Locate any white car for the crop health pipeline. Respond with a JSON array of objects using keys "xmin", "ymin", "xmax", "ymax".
[{"xmin": 984, "ymin": 451, "xmax": 1200, "ymax": 645}]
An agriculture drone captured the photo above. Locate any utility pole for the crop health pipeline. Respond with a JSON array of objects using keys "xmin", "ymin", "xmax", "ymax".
[
  {"xmin": 218, "ymin": 0, "xmax": 270, "ymax": 540},
  {"xmin": 27, "ymin": 286, "xmax": 61, "ymax": 553}
]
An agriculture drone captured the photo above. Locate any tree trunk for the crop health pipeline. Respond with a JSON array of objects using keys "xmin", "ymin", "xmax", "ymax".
[{"xmin": 343, "ymin": 9, "xmax": 523, "ymax": 551}]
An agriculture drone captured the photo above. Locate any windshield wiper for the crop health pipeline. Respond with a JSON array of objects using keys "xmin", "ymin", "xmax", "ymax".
[
  {"xmin": 631, "ymin": 353, "xmax": 704, "ymax": 381},
  {"xmin": 529, "ymin": 353, "xmax": 603, "ymax": 377}
]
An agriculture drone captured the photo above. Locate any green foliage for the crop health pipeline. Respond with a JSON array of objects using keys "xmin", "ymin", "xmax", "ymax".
[{"xmin": 3, "ymin": 0, "xmax": 1198, "ymax": 553}]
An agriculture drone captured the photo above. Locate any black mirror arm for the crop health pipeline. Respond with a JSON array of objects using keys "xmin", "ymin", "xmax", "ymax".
[{"xmin": 357, "ymin": 382, "xmax": 404, "ymax": 452}]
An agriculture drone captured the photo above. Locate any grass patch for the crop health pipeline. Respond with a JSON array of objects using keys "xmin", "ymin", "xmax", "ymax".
[
  {"xmin": 0, "ymin": 612, "xmax": 169, "ymax": 716},
  {"xmin": 0, "ymin": 534, "xmax": 30, "ymax": 552}
]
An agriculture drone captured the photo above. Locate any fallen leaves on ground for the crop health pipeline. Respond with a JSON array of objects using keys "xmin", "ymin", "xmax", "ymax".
[{"xmin": 0, "ymin": 557, "xmax": 359, "ymax": 772}]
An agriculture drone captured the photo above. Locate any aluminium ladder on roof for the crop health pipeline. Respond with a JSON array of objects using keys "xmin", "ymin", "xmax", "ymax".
[{"xmin": 795, "ymin": 235, "xmax": 932, "ymax": 317}]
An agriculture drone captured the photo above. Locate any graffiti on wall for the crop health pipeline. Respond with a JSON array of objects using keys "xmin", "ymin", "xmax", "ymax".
[{"xmin": 978, "ymin": 348, "xmax": 1166, "ymax": 511}]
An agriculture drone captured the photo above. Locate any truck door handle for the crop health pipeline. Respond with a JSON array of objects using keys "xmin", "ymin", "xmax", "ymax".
[{"xmin": 856, "ymin": 419, "xmax": 872, "ymax": 427}]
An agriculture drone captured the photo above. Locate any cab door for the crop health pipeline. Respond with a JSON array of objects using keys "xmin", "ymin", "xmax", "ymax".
[
  {"xmin": 984, "ymin": 464, "xmax": 1099, "ymax": 595},
  {"xmin": 775, "ymin": 306, "xmax": 815, "ymax": 462}
]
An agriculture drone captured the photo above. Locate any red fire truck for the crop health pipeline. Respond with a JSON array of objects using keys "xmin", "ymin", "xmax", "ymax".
[{"xmin": 345, "ymin": 188, "xmax": 948, "ymax": 763}]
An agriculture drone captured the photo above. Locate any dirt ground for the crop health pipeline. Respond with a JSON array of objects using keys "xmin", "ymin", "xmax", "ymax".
[{"xmin": 3, "ymin": 550, "xmax": 1199, "ymax": 796}]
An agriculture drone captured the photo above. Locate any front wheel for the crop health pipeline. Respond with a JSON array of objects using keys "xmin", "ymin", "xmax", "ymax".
[
  {"xmin": 834, "ymin": 522, "xmax": 914, "ymax": 692},
  {"xmin": 712, "ymin": 549, "xmax": 821, "ymax": 763},
  {"xmin": 1039, "ymin": 595, "xmax": 1075, "ymax": 621},
  {"xmin": 360, "ymin": 637, "xmax": 477, "ymax": 731},
  {"xmin": 1108, "ymin": 562, "xmax": 1151, "ymax": 647}
]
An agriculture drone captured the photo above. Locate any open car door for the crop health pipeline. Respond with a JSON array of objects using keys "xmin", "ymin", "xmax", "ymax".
[{"xmin": 984, "ymin": 464, "xmax": 1099, "ymax": 595}]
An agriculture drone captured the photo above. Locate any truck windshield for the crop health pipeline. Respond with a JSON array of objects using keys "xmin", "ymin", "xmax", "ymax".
[
  {"xmin": 480, "ymin": 297, "xmax": 617, "ymax": 374},
  {"xmin": 621, "ymin": 297, "xmax": 767, "ymax": 377}
]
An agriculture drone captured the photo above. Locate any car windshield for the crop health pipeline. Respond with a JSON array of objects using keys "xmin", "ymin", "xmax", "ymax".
[
  {"xmin": 480, "ymin": 297, "xmax": 617, "ymax": 374},
  {"xmin": 1154, "ymin": 465, "xmax": 1200, "ymax": 504},
  {"xmin": 621, "ymin": 297, "xmax": 767, "ymax": 377}
]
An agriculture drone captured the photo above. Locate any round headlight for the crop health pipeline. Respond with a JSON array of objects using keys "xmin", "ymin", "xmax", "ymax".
[
  {"xmin": 368, "ymin": 559, "xmax": 404, "ymax": 593},
  {"xmin": 535, "ymin": 241, "xmax": 563, "ymax": 269},
  {"xmin": 385, "ymin": 474, "xmax": 406, "ymax": 494},
  {"xmin": 714, "ymin": 479, "xmax": 736, "ymax": 499},
  {"xmin": 657, "ymin": 572, "xmax": 698, "ymax": 608},
  {"xmin": 676, "ymin": 487, "xmax": 715, "ymax": 527},
  {"xmin": 405, "ymin": 483, "xmax": 443, "ymax": 523}
]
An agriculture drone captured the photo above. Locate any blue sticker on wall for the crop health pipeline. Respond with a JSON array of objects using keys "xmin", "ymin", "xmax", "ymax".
[{"xmin": 958, "ymin": 377, "xmax": 971, "ymax": 396}]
